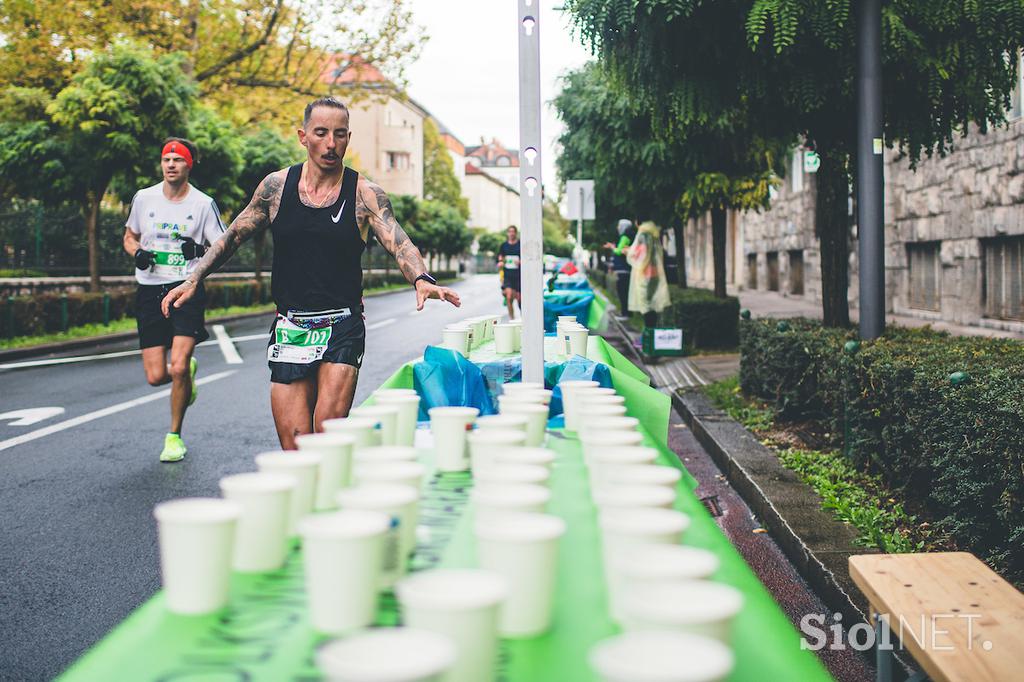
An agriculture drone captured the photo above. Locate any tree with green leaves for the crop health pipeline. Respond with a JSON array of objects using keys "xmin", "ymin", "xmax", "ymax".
[
  {"xmin": 0, "ymin": 43, "xmax": 196, "ymax": 290},
  {"xmin": 570, "ymin": 0, "xmax": 1024, "ymax": 324},
  {"xmin": 423, "ymin": 118, "xmax": 470, "ymax": 219}
]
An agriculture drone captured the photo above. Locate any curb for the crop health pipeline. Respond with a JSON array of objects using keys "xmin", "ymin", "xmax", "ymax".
[
  {"xmin": 0, "ymin": 279, "xmax": 452, "ymax": 363},
  {"xmin": 672, "ymin": 388, "xmax": 875, "ymax": 628}
]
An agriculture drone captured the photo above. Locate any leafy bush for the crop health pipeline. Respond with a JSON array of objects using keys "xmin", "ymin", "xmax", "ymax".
[
  {"xmin": 663, "ymin": 286, "xmax": 740, "ymax": 350},
  {"xmin": 739, "ymin": 317, "xmax": 1024, "ymax": 584}
]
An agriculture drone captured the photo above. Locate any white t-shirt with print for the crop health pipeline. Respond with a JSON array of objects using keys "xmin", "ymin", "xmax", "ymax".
[{"xmin": 125, "ymin": 183, "xmax": 226, "ymax": 285}]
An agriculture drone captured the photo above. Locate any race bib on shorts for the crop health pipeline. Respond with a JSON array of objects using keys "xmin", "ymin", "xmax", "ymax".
[
  {"xmin": 150, "ymin": 237, "xmax": 187, "ymax": 279},
  {"xmin": 267, "ymin": 315, "xmax": 333, "ymax": 364}
]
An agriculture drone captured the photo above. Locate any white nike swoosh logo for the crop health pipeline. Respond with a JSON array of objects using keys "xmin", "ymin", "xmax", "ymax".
[{"xmin": 332, "ymin": 200, "xmax": 346, "ymax": 223}]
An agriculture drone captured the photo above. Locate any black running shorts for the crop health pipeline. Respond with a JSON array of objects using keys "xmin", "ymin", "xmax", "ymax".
[
  {"xmin": 135, "ymin": 282, "xmax": 209, "ymax": 349},
  {"xmin": 503, "ymin": 270, "xmax": 521, "ymax": 292},
  {"xmin": 267, "ymin": 310, "xmax": 365, "ymax": 384}
]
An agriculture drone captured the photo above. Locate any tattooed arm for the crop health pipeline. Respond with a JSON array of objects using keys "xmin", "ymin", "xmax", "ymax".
[
  {"xmin": 356, "ymin": 178, "xmax": 461, "ymax": 310},
  {"xmin": 161, "ymin": 171, "xmax": 285, "ymax": 316}
]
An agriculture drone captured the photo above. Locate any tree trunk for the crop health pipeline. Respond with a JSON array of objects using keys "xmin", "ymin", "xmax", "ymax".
[
  {"xmin": 814, "ymin": 147, "xmax": 852, "ymax": 327},
  {"xmin": 85, "ymin": 189, "xmax": 102, "ymax": 292},
  {"xmin": 711, "ymin": 206, "xmax": 727, "ymax": 298},
  {"xmin": 182, "ymin": 0, "xmax": 202, "ymax": 76},
  {"xmin": 672, "ymin": 220, "xmax": 687, "ymax": 288}
]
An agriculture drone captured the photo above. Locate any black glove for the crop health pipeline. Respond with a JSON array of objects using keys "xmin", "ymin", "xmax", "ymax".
[
  {"xmin": 134, "ymin": 248, "xmax": 156, "ymax": 270},
  {"xmin": 180, "ymin": 237, "xmax": 207, "ymax": 260}
]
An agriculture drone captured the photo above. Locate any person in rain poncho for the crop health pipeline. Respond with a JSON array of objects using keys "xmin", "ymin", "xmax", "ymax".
[
  {"xmin": 603, "ymin": 219, "xmax": 636, "ymax": 319},
  {"xmin": 626, "ymin": 221, "xmax": 670, "ymax": 328}
]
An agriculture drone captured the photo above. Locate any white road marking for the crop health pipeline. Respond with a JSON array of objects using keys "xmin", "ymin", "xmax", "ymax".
[
  {"xmin": 0, "ymin": 370, "xmax": 237, "ymax": 452},
  {"xmin": 212, "ymin": 324, "xmax": 243, "ymax": 364},
  {"xmin": 0, "ymin": 407, "xmax": 65, "ymax": 426},
  {"xmin": 366, "ymin": 318, "xmax": 396, "ymax": 331}
]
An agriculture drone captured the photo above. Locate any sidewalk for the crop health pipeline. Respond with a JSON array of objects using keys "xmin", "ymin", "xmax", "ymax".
[{"xmin": 735, "ymin": 287, "xmax": 1024, "ymax": 340}]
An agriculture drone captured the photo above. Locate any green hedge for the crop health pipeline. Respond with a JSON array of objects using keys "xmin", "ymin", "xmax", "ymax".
[
  {"xmin": 663, "ymin": 286, "xmax": 739, "ymax": 350},
  {"xmin": 0, "ymin": 271, "xmax": 458, "ymax": 338},
  {"xmin": 740, "ymin": 317, "xmax": 1024, "ymax": 584}
]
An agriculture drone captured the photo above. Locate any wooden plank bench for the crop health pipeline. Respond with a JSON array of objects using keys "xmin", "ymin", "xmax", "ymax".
[{"xmin": 849, "ymin": 552, "xmax": 1024, "ymax": 682}]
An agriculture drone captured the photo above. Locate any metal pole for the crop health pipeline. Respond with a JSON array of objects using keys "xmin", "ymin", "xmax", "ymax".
[
  {"xmin": 517, "ymin": 1, "xmax": 544, "ymax": 383},
  {"xmin": 857, "ymin": 0, "xmax": 885, "ymax": 339},
  {"xmin": 576, "ymin": 186, "xmax": 584, "ymax": 263}
]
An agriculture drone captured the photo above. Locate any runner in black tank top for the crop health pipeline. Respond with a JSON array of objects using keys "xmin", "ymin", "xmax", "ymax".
[{"xmin": 159, "ymin": 97, "xmax": 463, "ymax": 449}]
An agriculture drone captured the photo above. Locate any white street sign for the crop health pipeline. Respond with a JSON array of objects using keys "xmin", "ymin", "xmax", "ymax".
[{"xmin": 565, "ymin": 180, "xmax": 595, "ymax": 221}]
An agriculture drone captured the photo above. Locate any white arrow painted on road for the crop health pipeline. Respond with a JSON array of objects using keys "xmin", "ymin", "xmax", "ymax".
[{"xmin": 0, "ymin": 407, "xmax": 65, "ymax": 426}]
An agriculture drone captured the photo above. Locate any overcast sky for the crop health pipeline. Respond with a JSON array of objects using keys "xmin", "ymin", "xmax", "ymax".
[{"xmin": 404, "ymin": 1, "xmax": 592, "ymax": 199}]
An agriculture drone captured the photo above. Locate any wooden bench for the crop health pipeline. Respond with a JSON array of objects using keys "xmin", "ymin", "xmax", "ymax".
[{"xmin": 849, "ymin": 552, "xmax": 1024, "ymax": 682}]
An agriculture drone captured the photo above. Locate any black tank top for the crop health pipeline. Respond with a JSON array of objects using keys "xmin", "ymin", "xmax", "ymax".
[{"xmin": 270, "ymin": 163, "xmax": 364, "ymax": 313}]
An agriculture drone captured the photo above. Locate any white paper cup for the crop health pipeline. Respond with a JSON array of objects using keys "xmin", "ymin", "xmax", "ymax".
[
  {"xmin": 352, "ymin": 461, "xmax": 426, "ymax": 492},
  {"xmin": 565, "ymin": 385, "xmax": 617, "ymax": 431},
  {"xmin": 577, "ymin": 405, "xmax": 629, "ymax": 424},
  {"xmin": 474, "ymin": 513, "xmax": 566, "ymax": 637},
  {"xmin": 508, "ymin": 321, "xmax": 523, "ymax": 351},
  {"xmin": 496, "ymin": 402, "xmax": 549, "ymax": 447},
  {"xmin": 596, "ymin": 464, "xmax": 683, "ymax": 491},
  {"xmin": 154, "ymin": 498, "xmax": 240, "ymax": 614},
  {"xmin": 299, "ymin": 510, "xmax": 390, "ymax": 635},
  {"xmin": 607, "ymin": 545, "xmax": 720, "ymax": 624},
  {"xmin": 467, "ymin": 429, "xmax": 526, "ymax": 471},
  {"xmin": 218, "ymin": 473, "xmax": 294, "ymax": 572},
  {"xmin": 395, "ymin": 569, "xmax": 507, "ymax": 682},
  {"xmin": 599, "ymin": 507, "xmax": 691, "ymax": 556},
  {"xmin": 557, "ymin": 315, "xmax": 577, "ymax": 324},
  {"xmin": 464, "ymin": 318, "xmax": 487, "ymax": 348},
  {"xmin": 355, "ymin": 445, "xmax": 419, "ymax": 464},
  {"xmin": 295, "ymin": 432, "xmax": 358, "ymax": 510},
  {"xmin": 588, "ymin": 630, "xmax": 734, "ymax": 682},
  {"xmin": 254, "ymin": 450, "xmax": 322, "ymax": 535},
  {"xmin": 619, "ymin": 580, "xmax": 745, "ymax": 643},
  {"xmin": 317, "ymin": 628, "xmax": 457, "ymax": 682},
  {"xmin": 475, "ymin": 463, "xmax": 549, "ymax": 487},
  {"xmin": 580, "ymin": 433, "xmax": 647, "ymax": 464},
  {"xmin": 593, "ymin": 485, "xmax": 677, "ymax": 510},
  {"xmin": 492, "ymin": 446, "xmax": 555, "ymax": 470},
  {"xmin": 501, "ymin": 381, "xmax": 545, "ymax": 394},
  {"xmin": 557, "ymin": 380, "xmax": 600, "ymax": 430},
  {"xmin": 336, "ymin": 484, "xmax": 418, "ymax": 586},
  {"xmin": 428, "ymin": 406, "xmax": 479, "ymax": 472},
  {"xmin": 375, "ymin": 393, "xmax": 421, "ymax": 447},
  {"xmin": 322, "ymin": 417, "xmax": 379, "ymax": 449},
  {"xmin": 475, "ymin": 414, "xmax": 529, "ymax": 433},
  {"xmin": 442, "ymin": 326, "xmax": 471, "ymax": 355},
  {"xmin": 350, "ymin": 405, "xmax": 401, "ymax": 447},
  {"xmin": 563, "ymin": 327, "xmax": 590, "ymax": 358},
  {"xmin": 580, "ymin": 415, "xmax": 640, "ymax": 433},
  {"xmin": 578, "ymin": 394, "xmax": 626, "ymax": 410},
  {"xmin": 471, "ymin": 483, "xmax": 551, "ymax": 523},
  {"xmin": 493, "ymin": 323, "xmax": 517, "ymax": 354}
]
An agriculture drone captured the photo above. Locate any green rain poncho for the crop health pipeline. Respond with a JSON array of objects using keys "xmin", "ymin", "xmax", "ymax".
[{"xmin": 626, "ymin": 221, "xmax": 671, "ymax": 315}]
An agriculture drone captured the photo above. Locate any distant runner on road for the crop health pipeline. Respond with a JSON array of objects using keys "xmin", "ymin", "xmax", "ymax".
[
  {"xmin": 498, "ymin": 225, "xmax": 521, "ymax": 320},
  {"xmin": 124, "ymin": 138, "xmax": 225, "ymax": 462},
  {"xmin": 161, "ymin": 96, "xmax": 460, "ymax": 448}
]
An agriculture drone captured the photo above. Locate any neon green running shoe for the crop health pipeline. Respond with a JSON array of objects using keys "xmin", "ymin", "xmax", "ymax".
[
  {"xmin": 160, "ymin": 433, "xmax": 187, "ymax": 462},
  {"xmin": 187, "ymin": 357, "xmax": 198, "ymax": 406}
]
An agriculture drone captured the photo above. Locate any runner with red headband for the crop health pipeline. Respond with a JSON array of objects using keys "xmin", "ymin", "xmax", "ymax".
[{"xmin": 123, "ymin": 137, "xmax": 226, "ymax": 462}]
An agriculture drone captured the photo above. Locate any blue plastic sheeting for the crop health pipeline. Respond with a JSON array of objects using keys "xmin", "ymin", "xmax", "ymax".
[
  {"xmin": 550, "ymin": 278, "xmax": 592, "ymax": 291},
  {"xmin": 413, "ymin": 346, "xmax": 497, "ymax": 418},
  {"xmin": 473, "ymin": 351, "xmax": 613, "ymax": 417},
  {"xmin": 542, "ymin": 291, "xmax": 593, "ymax": 332}
]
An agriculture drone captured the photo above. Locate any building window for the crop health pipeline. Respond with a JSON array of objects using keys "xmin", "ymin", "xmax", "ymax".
[
  {"xmin": 495, "ymin": 156, "xmax": 511, "ymax": 167},
  {"xmin": 747, "ymin": 253, "xmax": 758, "ymax": 289},
  {"xmin": 790, "ymin": 150, "xmax": 804, "ymax": 193},
  {"xmin": 907, "ymin": 242, "xmax": 941, "ymax": 311},
  {"xmin": 788, "ymin": 250, "xmax": 804, "ymax": 295},
  {"xmin": 983, "ymin": 236, "xmax": 1024, "ymax": 321},
  {"xmin": 385, "ymin": 152, "xmax": 410, "ymax": 171},
  {"xmin": 766, "ymin": 251, "xmax": 780, "ymax": 291},
  {"xmin": 1009, "ymin": 51, "xmax": 1024, "ymax": 120}
]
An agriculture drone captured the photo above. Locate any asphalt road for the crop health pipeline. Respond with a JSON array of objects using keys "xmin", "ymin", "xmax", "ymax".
[{"xmin": 0, "ymin": 274, "xmax": 507, "ymax": 681}]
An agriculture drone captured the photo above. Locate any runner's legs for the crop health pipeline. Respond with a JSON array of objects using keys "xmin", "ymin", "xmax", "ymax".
[
  {"xmin": 168, "ymin": 336, "xmax": 197, "ymax": 433},
  {"xmin": 141, "ymin": 347, "xmax": 170, "ymax": 386},
  {"xmin": 312, "ymin": 362, "xmax": 359, "ymax": 433},
  {"xmin": 271, "ymin": 376, "xmax": 318, "ymax": 449},
  {"xmin": 504, "ymin": 287, "xmax": 516, "ymax": 320}
]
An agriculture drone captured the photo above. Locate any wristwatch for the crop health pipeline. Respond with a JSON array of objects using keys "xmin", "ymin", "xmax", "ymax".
[{"xmin": 413, "ymin": 272, "xmax": 438, "ymax": 287}]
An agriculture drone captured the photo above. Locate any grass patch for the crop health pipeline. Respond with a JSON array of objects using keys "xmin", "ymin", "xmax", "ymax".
[
  {"xmin": 0, "ymin": 268, "xmax": 47, "ymax": 277},
  {"xmin": 703, "ymin": 375, "xmax": 934, "ymax": 554}
]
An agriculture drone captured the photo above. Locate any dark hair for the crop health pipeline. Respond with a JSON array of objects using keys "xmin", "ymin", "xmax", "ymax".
[
  {"xmin": 162, "ymin": 137, "xmax": 198, "ymax": 164},
  {"xmin": 507, "ymin": 225, "xmax": 518, "ymax": 233},
  {"xmin": 304, "ymin": 96, "xmax": 350, "ymax": 127}
]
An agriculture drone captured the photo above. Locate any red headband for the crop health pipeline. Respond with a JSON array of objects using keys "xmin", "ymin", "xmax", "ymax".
[{"xmin": 161, "ymin": 141, "xmax": 193, "ymax": 169}]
